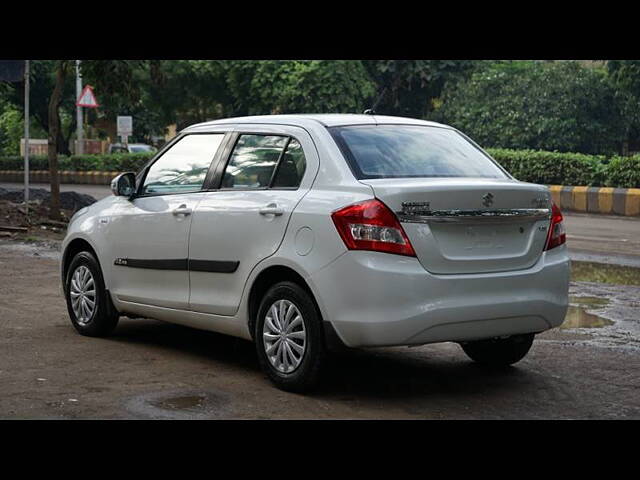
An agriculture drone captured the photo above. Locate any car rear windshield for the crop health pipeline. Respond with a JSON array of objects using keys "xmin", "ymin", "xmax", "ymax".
[{"xmin": 330, "ymin": 125, "xmax": 508, "ymax": 180}]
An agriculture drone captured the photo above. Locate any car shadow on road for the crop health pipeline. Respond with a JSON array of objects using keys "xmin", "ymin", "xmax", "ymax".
[
  {"xmin": 319, "ymin": 348, "xmax": 534, "ymax": 399},
  {"xmin": 105, "ymin": 318, "xmax": 538, "ymax": 403},
  {"xmin": 107, "ymin": 318, "xmax": 260, "ymax": 373}
]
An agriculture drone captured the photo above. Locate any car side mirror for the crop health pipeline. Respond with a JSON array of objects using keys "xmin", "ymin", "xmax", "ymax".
[{"xmin": 111, "ymin": 172, "xmax": 137, "ymax": 199}]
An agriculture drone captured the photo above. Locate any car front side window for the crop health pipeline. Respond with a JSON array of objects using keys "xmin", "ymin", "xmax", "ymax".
[{"xmin": 141, "ymin": 134, "xmax": 224, "ymax": 195}]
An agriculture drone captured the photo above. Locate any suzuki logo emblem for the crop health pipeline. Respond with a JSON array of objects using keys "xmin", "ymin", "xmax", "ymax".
[{"xmin": 482, "ymin": 192, "xmax": 494, "ymax": 207}]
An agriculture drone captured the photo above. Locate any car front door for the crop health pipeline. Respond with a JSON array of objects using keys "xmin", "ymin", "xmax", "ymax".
[
  {"xmin": 188, "ymin": 126, "xmax": 318, "ymax": 316},
  {"xmin": 107, "ymin": 132, "xmax": 226, "ymax": 310}
]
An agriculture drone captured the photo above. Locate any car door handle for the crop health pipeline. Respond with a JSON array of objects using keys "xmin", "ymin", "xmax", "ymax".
[
  {"xmin": 259, "ymin": 204, "xmax": 284, "ymax": 216},
  {"xmin": 172, "ymin": 205, "xmax": 192, "ymax": 216}
]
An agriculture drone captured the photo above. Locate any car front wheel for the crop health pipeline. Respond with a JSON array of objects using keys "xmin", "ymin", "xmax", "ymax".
[
  {"xmin": 460, "ymin": 333, "xmax": 534, "ymax": 366},
  {"xmin": 255, "ymin": 281, "xmax": 325, "ymax": 392},
  {"xmin": 65, "ymin": 251, "xmax": 119, "ymax": 337}
]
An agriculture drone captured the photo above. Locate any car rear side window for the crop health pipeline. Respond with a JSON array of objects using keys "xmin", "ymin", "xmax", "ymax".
[
  {"xmin": 272, "ymin": 138, "xmax": 306, "ymax": 188},
  {"xmin": 141, "ymin": 134, "xmax": 224, "ymax": 195},
  {"xmin": 331, "ymin": 125, "xmax": 507, "ymax": 179}
]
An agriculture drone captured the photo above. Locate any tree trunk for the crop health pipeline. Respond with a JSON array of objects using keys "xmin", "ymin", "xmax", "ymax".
[
  {"xmin": 57, "ymin": 104, "xmax": 74, "ymax": 156},
  {"xmin": 47, "ymin": 61, "xmax": 68, "ymax": 221}
]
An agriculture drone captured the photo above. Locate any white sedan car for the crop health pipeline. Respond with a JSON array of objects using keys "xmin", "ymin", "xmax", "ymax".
[{"xmin": 61, "ymin": 114, "xmax": 569, "ymax": 391}]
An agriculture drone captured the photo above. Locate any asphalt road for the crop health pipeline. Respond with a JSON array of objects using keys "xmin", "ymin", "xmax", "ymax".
[
  {"xmin": 1, "ymin": 239, "xmax": 639, "ymax": 419},
  {"xmin": 563, "ymin": 212, "xmax": 640, "ymax": 265}
]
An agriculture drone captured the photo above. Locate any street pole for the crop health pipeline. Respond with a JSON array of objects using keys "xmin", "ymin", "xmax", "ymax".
[
  {"xmin": 76, "ymin": 60, "xmax": 83, "ymax": 155},
  {"xmin": 23, "ymin": 59, "xmax": 30, "ymax": 210}
]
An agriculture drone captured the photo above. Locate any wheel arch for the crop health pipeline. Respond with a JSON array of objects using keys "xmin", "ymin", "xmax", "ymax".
[
  {"xmin": 246, "ymin": 264, "xmax": 320, "ymax": 341},
  {"xmin": 61, "ymin": 237, "xmax": 101, "ymax": 291}
]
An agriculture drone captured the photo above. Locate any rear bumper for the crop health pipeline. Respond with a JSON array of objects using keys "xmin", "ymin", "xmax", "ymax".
[{"xmin": 309, "ymin": 246, "xmax": 570, "ymax": 348}]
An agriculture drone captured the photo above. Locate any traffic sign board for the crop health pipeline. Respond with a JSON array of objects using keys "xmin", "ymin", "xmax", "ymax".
[
  {"xmin": 117, "ymin": 116, "xmax": 133, "ymax": 136},
  {"xmin": 76, "ymin": 85, "xmax": 99, "ymax": 108}
]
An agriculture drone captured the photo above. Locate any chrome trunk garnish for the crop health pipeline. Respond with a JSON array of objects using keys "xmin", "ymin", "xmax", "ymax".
[{"xmin": 396, "ymin": 207, "xmax": 551, "ymax": 224}]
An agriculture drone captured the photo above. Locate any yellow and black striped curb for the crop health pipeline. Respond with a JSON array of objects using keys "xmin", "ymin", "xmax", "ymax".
[
  {"xmin": 548, "ymin": 185, "xmax": 640, "ymax": 216},
  {"xmin": 0, "ymin": 170, "xmax": 119, "ymax": 186}
]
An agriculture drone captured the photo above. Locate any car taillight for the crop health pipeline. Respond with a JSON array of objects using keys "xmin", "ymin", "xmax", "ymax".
[
  {"xmin": 331, "ymin": 199, "xmax": 416, "ymax": 257},
  {"xmin": 544, "ymin": 202, "xmax": 566, "ymax": 251}
]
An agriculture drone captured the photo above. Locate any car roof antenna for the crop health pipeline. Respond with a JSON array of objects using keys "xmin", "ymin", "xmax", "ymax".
[{"xmin": 363, "ymin": 86, "xmax": 387, "ymax": 115}]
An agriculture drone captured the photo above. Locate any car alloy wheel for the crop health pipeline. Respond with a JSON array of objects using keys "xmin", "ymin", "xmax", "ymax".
[
  {"xmin": 262, "ymin": 299, "xmax": 307, "ymax": 373},
  {"xmin": 69, "ymin": 265, "xmax": 96, "ymax": 325}
]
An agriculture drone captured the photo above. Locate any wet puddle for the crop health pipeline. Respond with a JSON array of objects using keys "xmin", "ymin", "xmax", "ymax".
[
  {"xmin": 125, "ymin": 389, "xmax": 231, "ymax": 419},
  {"xmin": 149, "ymin": 394, "xmax": 207, "ymax": 412},
  {"xmin": 561, "ymin": 296, "xmax": 614, "ymax": 330},
  {"xmin": 569, "ymin": 295, "xmax": 609, "ymax": 308},
  {"xmin": 571, "ymin": 261, "xmax": 640, "ymax": 286}
]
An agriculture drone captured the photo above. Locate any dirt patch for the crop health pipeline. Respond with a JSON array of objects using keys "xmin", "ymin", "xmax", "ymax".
[
  {"xmin": 0, "ymin": 187, "xmax": 96, "ymax": 243},
  {"xmin": 0, "ymin": 187, "xmax": 98, "ymax": 241},
  {"xmin": 0, "ymin": 200, "xmax": 69, "ymax": 242},
  {"xmin": 0, "ymin": 187, "xmax": 97, "ymax": 211}
]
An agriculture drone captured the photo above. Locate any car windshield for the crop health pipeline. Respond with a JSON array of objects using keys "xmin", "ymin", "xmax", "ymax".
[{"xmin": 331, "ymin": 125, "xmax": 508, "ymax": 179}]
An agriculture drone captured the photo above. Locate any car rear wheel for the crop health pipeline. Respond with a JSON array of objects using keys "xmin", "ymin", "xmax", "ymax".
[
  {"xmin": 255, "ymin": 281, "xmax": 325, "ymax": 392},
  {"xmin": 460, "ymin": 333, "xmax": 534, "ymax": 366},
  {"xmin": 65, "ymin": 251, "xmax": 119, "ymax": 337}
]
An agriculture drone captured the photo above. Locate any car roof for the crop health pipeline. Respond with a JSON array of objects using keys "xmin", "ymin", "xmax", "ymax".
[{"xmin": 182, "ymin": 114, "xmax": 450, "ymax": 132}]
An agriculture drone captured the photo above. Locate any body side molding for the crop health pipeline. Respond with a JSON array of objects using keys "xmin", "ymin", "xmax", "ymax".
[{"xmin": 114, "ymin": 258, "xmax": 239, "ymax": 273}]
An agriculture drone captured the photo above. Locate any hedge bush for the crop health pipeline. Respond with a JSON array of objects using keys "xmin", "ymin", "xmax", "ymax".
[
  {"xmin": 485, "ymin": 148, "xmax": 608, "ymax": 186},
  {"xmin": 1, "ymin": 150, "xmax": 640, "ymax": 188},
  {"xmin": 486, "ymin": 148, "xmax": 640, "ymax": 188},
  {"xmin": 0, "ymin": 152, "xmax": 154, "ymax": 172},
  {"xmin": 604, "ymin": 155, "xmax": 640, "ymax": 188}
]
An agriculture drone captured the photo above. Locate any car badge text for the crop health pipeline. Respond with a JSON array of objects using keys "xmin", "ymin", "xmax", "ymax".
[
  {"xmin": 401, "ymin": 202, "xmax": 431, "ymax": 215},
  {"xmin": 531, "ymin": 196, "xmax": 548, "ymax": 208}
]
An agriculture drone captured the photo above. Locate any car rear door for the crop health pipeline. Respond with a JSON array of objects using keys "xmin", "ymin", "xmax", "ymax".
[
  {"xmin": 107, "ymin": 132, "xmax": 226, "ymax": 310},
  {"xmin": 187, "ymin": 125, "xmax": 318, "ymax": 316}
]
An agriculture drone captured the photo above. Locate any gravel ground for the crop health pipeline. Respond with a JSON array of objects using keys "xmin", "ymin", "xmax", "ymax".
[{"xmin": 1, "ymin": 239, "xmax": 639, "ymax": 419}]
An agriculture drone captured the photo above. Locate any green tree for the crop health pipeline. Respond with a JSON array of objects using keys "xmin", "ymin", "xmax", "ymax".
[
  {"xmin": 81, "ymin": 60, "xmax": 234, "ymax": 138},
  {"xmin": 434, "ymin": 61, "xmax": 626, "ymax": 155},
  {"xmin": 607, "ymin": 60, "xmax": 640, "ymax": 154},
  {"xmin": 0, "ymin": 101, "xmax": 23, "ymax": 155},
  {"xmin": 1, "ymin": 60, "xmax": 77, "ymax": 155},
  {"xmin": 222, "ymin": 60, "xmax": 259, "ymax": 116},
  {"xmin": 363, "ymin": 60, "xmax": 477, "ymax": 117},
  {"xmin": 245, "ymin": 60, "xmax": 376, "ymax": 114},
  {"xmin": 147, "ymin": 60, "xmax": 233, "ymax": 130},
  {"xmin": 80, "ymin": 60, "xmax": 160, "ymax": 142}
]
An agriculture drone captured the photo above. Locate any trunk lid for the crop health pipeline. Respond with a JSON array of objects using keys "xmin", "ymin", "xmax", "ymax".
[{"xmin": 360, "ymin": 178, "xmax": 552, "ymax": 274}]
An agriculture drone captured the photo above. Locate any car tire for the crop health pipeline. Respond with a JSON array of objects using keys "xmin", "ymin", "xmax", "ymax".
[
  {"xmin": 255, "ymin": 281, "xmax": 325, "ymax": 393},
  {"xmin": 65, "ymin": 251, "xmax": 119, "ymax": 337},
  {"xmin": 460, "ymin": 333, "xmax": 534, "ymax": 366}
]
